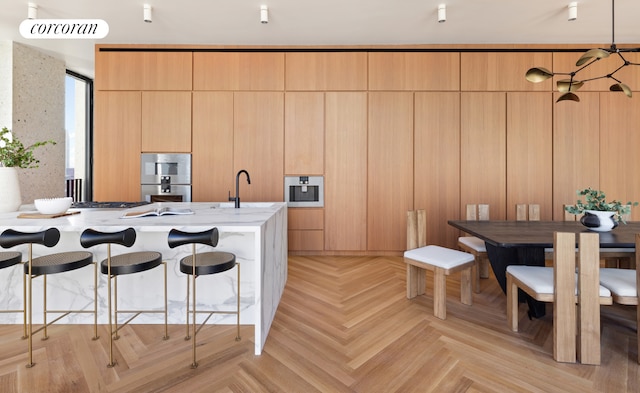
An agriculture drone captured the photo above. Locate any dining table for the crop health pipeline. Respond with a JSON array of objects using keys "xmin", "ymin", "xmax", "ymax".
[{"xmin": 447, "ymin": 220, "xmax": 639, "ymax": 317}]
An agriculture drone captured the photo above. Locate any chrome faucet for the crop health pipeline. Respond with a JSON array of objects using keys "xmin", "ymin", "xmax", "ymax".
[{"xmin": 229, "ymin": 170, "xmax": 251, "ymax": 208}]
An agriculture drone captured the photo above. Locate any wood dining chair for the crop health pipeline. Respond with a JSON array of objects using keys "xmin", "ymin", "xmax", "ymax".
[
  {"xmin": 457, "ymin": 204, "xmax": 490, "ymax": 293},
  {"xmin": 506, "ymin": 231, "xmax": 612, "ymax": 364},
  {"xmin": 598, "ymin": 233, "xmax": 640, "ymax": 364},
  {"xmin": 516, "ymin": 204, "xmax": 540, "ymax": 221}
]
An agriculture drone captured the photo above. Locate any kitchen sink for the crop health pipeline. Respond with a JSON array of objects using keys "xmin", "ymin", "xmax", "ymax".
[{"xmin": 214, "ymin": 202, "xmax": 275, "ymax": 208}]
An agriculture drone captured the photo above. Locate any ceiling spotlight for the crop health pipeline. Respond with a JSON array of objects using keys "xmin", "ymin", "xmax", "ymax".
[
  {"xmin": 568, "ymin": 2, "xmax": 578, "ymax": 21},
  {"xmin": 437, "ymin": 4, "xmax": 446, "ymax": 23},
  {"xmin": 27, "ymin": 3, "xmax": 38, "ymax": 20},
  {"xmin": 143, "ymin": 4, "xmax": 152, "ymax": 23},
  {"xmin": 260, "ymin": 5, "xmax": 269, "ymax": 24}
]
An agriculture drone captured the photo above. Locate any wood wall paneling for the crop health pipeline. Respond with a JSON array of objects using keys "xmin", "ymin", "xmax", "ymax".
[
  {"xmin": 552, "ymin": 92, "xmax": 600, "ymax": 220},
  {"xmin": 460, "ymin": 92, "xmax": 507, "ymax": 219},
  {"xmin": 93, "ymin": 91, "xmax": 142, "ymax": 201},
  {"xmin": 233, "ymin": 92, "xmax": 285, "ymax": 202},
  {"xmin": 141, "ymin": 91, "xmax": 192, "ymax": 153},
  {"xmin": 193, "ymin": 52, "xmax": 285, "ymax": 91},
  {"xmin": 285, "ymin": 52, "xmax": 368, "ymax": 91},
  {"xmin": 506, "ymin": 92, "xmax": 553, "ymax": 220},
  {"xmin": 95, "ymin": 51, "xmax": 192, "ymax": 91},
  {"xmin": 192, "ymin": 92, "xmax": 234, "ymax": 202},
  {"xmin": 414, "ymin": 92, "xmax": 461, "ymax": 248},
  {"xmin": 461, "ymin": 52, "xmax": 554, "ymax": 91},
  {"xmin": 284, "ymin": 93, "xmax": 324, "ymax": 175},
  {"xmin": 325, "ymin": 92, "xmax": 368, "ymax": 251},
  {"xmin": 553, "ymin": 52, "xmax": 640, "ymax": 93},
  {"xmin": 368, "ymin": 52, "xmax": 460, "ymax": 91},
  {"xmin": 367, "ymin": 92, "xmax": 414, "ymax": 251},
  {"xmin": 599, "ymin": 93, "xmax": 640, "ymax": 221}
]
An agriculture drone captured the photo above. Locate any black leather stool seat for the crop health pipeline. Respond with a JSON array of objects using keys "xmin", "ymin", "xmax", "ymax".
[
  {"xmin": 0, "ymin": 251, "xmax": 22, "ymax": 269},
  {"xmin": 179, "ymin": 252, "xmax": 236, "ymax": 275},
  {"xmin": 101, "ymin": 251, "xmax": 162, "ymax": 275},
  {"xmin": 27, "ymin": 251, "xmax": 93, "ymax": 276}
]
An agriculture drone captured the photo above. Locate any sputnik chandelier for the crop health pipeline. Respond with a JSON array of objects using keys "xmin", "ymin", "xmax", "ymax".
[{"xmin": 525, "ymin": 0, "xmax": 640, "ymax": 102}]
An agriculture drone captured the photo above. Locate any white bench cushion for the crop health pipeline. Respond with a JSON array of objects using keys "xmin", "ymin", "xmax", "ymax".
[
  {"xmin": 600, "ymin": 268, "xmax": 637, "ymax": 297},
  {"xmin": 404, "ymin": 245, "xmax": 474, "ymax": 269},
  {"xmin": 506, "ymin": 265, "xmax": 611, "ymax": 297},
  {"xmin": 457, "ymin": 236, "xmax": 486, "ymax": 252}
]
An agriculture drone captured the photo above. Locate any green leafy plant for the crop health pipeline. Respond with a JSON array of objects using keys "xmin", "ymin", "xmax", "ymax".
[
  {"xmin": 565, "ymin": 188, "xmax": 638, "ymax": 223},
  {"xmin": 0, "ymin": 127, "xmax": 56, "ymax": 169}
]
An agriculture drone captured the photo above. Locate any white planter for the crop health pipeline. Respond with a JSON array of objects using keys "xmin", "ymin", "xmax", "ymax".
[
  {"xmin": 581, "ymin": 210, "xmax": 617, "ymax": 232},
  {"xmin": 0, "ymin": 167, "xmax": 22, "ymax": 213}
]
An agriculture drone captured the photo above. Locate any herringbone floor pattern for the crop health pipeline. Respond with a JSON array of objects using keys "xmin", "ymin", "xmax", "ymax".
[{"xmin": 0, "ymin": 255, "xmax": 638, "ymax": 392}]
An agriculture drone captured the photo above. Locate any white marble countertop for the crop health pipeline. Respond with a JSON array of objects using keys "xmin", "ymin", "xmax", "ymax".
[{"xmin": 1, "ymin": 201, "xmax": 287, "ymax": 232}]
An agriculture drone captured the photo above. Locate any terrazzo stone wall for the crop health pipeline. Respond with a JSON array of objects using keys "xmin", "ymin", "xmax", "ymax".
[{"xmin": 0, "ymin": 41, "xmax": 65, "ymax": 204}]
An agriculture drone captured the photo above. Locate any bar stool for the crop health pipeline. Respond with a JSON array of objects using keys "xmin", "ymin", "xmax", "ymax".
[
  {"xmin": 0, "ymin": 251, "xmax": 26, "ymax": 338},
  {"xmin": 80, "ymin": 227, "xmax": 168, "ymax": 367},
  {"xmin": 0, "ymin": 228, "xmax": 97, "ymax": 368},
  {"xmin": 167, "ymin": 227, "xmax": 240, "ymax": 369}
]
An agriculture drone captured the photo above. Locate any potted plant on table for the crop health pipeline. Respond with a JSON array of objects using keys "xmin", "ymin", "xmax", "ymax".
[
  {"xmin": 0, "ymin": 127, "xmax": 56, "ymax": 213},
  {"xmin": 565, "ymin": 188, "xmax": 638, "ymax": 232}
]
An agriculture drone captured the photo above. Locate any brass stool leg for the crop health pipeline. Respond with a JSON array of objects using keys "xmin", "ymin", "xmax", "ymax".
[
  {"xmin": 114, "ymin": 275, "xmax": 120, "ymax": 340},
  {"xmin": 42, "ymin": 274, "xmax": 49, "ymax": 340},
  {"xmin": 92, "ymin": 262, "xmax": 99, "ymax": 340},
  {"xmin": 191, "ymin": 245, "xmax": 198, "ymax": 369},
  {"xmin": 236, "ymin": 262, "xmax": 241, "ymax": 341},
  {"xmin": 107, "ymin": 248, "xmax": 116, "ymax": 367},
  {"xmin": 26, "ymin": 246, "xmax": 34, "ymax": 368},
  {"xmin": 163, "ymin": 261, "xmax": 169, "ymax": 340}
]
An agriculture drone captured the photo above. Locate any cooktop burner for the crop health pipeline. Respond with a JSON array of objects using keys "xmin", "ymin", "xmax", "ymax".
[{"xmin": 72, "ymin": 201, "xmax": 151, "ymax": 209}]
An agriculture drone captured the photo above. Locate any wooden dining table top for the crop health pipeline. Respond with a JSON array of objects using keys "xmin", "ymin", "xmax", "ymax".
[{"xmin": 448, "ymin": 220, "xmax": 640, "ymax": 249}]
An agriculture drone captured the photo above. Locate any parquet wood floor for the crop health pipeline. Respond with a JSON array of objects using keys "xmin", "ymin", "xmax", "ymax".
[{"xmin": 0, "ymin": 255, "xmax": 638, "ymax": 392}]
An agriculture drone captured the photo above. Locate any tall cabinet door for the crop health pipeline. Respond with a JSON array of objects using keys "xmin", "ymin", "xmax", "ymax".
[
  {"xmin": 506, "ymin": 93, "xmax": 553, "ymax": 220},
  {"xmin": 325, "ymin": 92, "xmax": 368, "ymax": 251},
  {"xmin": 284, "ymin": 92, "xmax": 324, "ymax": 175},
  {"xmin": 553, "ymin": 92, "xmax": 600, "ymax": 220},
  {"xmin": 234, "ymin": 92, "xmax": 284, "ymax": 202},
  {"xmin": 368, "ymin": 92, "xmax": 414, "ymax": 251},
  {"xmin": 460, "ymin": 92, "xmax": 507, "ymax": 219},
  {"xmin": 599, "ymin": 93, "xmax": 640, "ymax": 221},
  {"xmin": 94, "ymin": 91, "xmax": 141, "ymax": 201},
  {"xmin": 414, "ymin": 92, "xmax": 460, "ymax": 248},
  {"xmin": 192, "ymin": 92, "xmax": 234, "ymax": 202}
]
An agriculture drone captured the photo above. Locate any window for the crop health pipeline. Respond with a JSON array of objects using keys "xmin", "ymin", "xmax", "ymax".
[{"xmin": 65, "ymin": 71, "xmax": 93, "ymax": 202}]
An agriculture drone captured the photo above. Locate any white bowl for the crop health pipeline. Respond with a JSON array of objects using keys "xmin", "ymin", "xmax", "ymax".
[{"xmin": 34, "ymin": 197, "xmax": 73, "ymax": 215}]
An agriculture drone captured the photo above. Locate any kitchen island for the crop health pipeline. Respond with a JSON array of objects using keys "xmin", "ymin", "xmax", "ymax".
[{"xmin": 0, "ymin": 202, "xmax": 287, "ymax": 355}]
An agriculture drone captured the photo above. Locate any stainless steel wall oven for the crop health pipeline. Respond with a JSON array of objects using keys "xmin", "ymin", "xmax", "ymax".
[{"xmin": 140, "ymin": 153, "xmax": 192, "ymax": 202}]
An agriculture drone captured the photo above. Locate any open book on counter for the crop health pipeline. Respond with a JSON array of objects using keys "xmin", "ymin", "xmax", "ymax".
[{"xmin": 121, "ymin": 207, "xmax": 194, "ymax": 219}]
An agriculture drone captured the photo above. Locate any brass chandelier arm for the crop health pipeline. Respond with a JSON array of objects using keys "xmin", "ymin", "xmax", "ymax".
[{"xmin": 525, "ymin": 0, "xmax": 637, "ymax": 102}]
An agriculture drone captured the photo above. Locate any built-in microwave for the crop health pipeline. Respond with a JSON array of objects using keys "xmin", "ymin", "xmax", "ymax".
[{"xmin": 284, "ymin": 176, "xmax": 324, "ymax": 207}]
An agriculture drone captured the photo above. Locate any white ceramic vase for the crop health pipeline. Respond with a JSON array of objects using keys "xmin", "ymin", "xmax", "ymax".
[
  {"xmin": 0, "ymin": 167, "xmax": 22, "ymax": 213},
  {"xmin": 580, "ymin": 210, "xmax": 617, "ymax": 232}
]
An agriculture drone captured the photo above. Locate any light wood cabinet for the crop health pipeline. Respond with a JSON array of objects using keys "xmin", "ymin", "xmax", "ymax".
[
  {"xmin": 288, "ymin": 208, "xmax": 324, "ymax": 251},
  {"xmin": 506, "ymin": 93, "xmax": 553, "ymax": 220},
  {"xmin": 141, "ymin": 91, "xmax": 192, "ymax": 153},
  {"xmin": 284, "ymin": 93, "xmax": 324, "ymax": 175},
  {"xmin": 233, "ymin": 92, "xmax": 284, "ymax": 202},
  {"xmin": 192, "ymin": 92, "xmax": 234, "ymax": 202},
  {"xmin": 368, "ymin": 52, "xmax": 460, "ymax": 91},
  {"xmin": 460, "ymin": 92, "xmax": 507, "ymax": 219},
  {"xmin": 193, "ymin": 52, "xmax": 285, "ymax": 91},
  {"xmin": 368, "ymin": 92, "xmax": 414, "ymax": 251},
  {"xmin": 414, "ymin": 92, "xmax": 460, "ymax": 248},
  {"xmin": 552, "ymin": 92, "xmax": 600, "ymax": 220},
  {"xmin": 325, "ymin": 92, "xmax": 368, "ymax": 251},
  {"xmin": 461, "ymin": 52, "xmax": 553, "ymax": 91},
  {"xmin": 93, "ymin": 91, "xmax": 141, "ymax": 201},
  {"xmin": 285, "ymin": 52, "xmax": 367, "ymax": 91},
  {"xmin": 599, "ymin": 93, "xmax": 640, "ymax": 221},
  {"xmin": 95, "ymin": 50, "xmax": 192, "ymax": 91}
]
